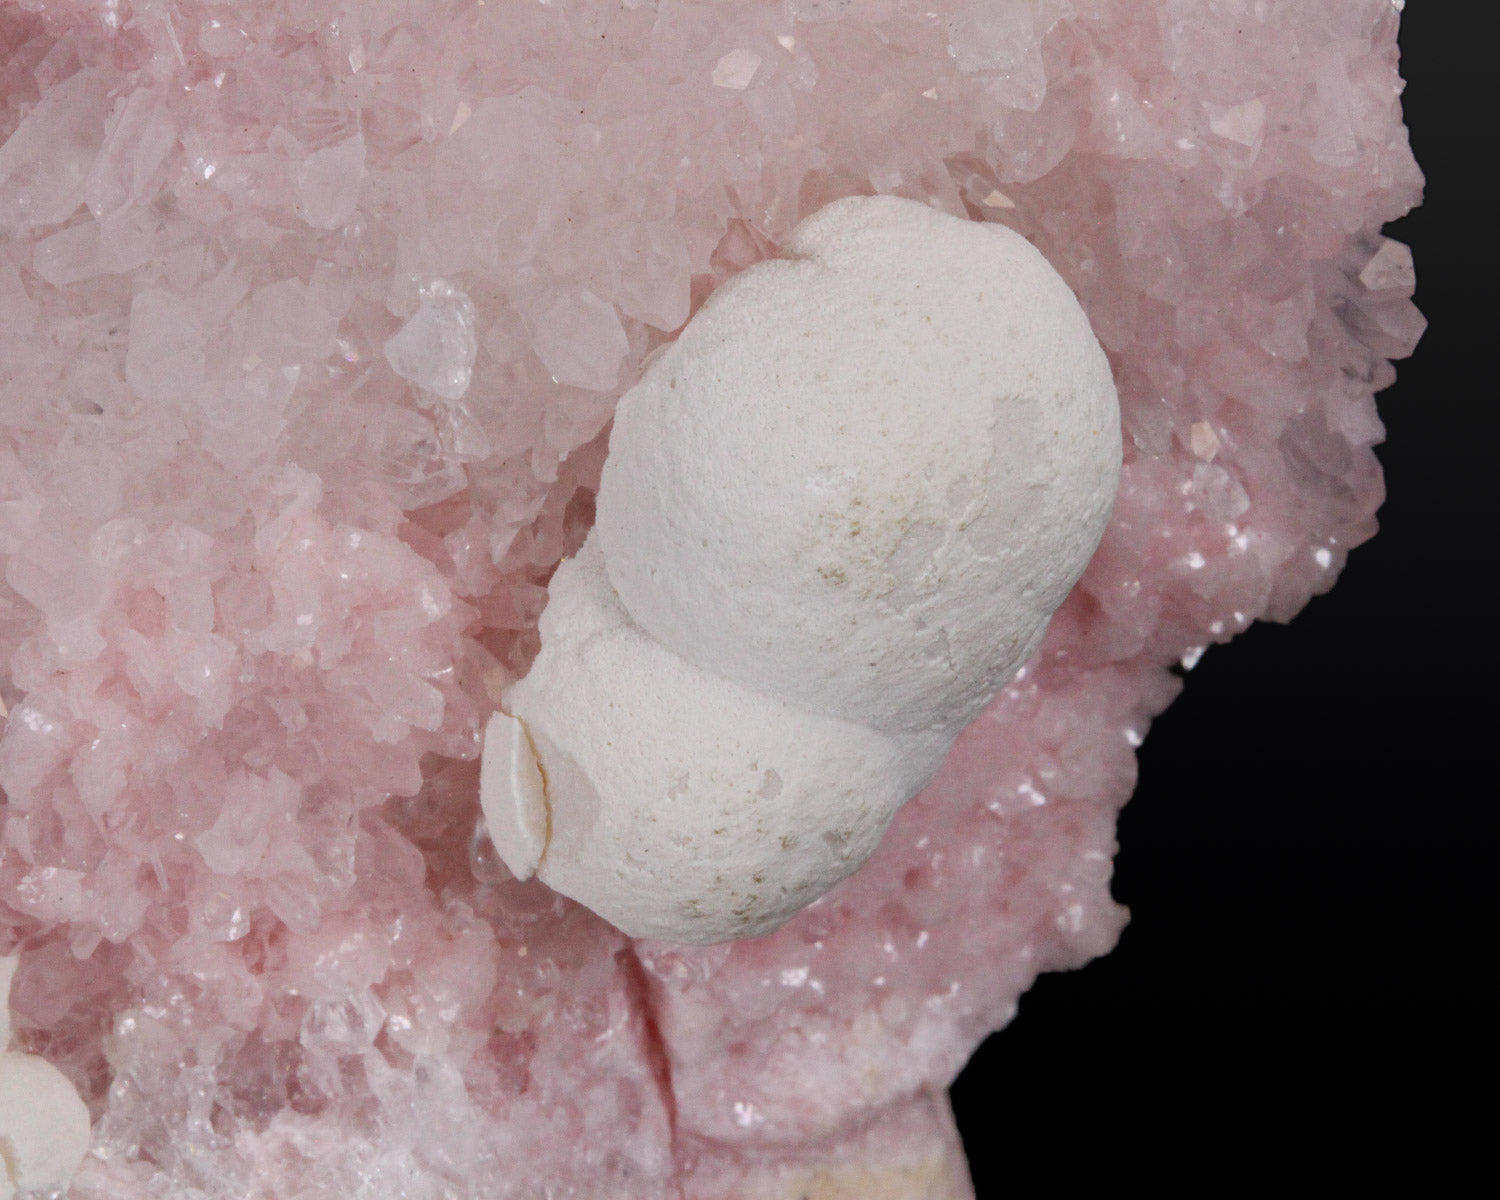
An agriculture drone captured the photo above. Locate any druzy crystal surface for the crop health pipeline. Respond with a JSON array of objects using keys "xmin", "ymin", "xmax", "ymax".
[{"xmin": 0, "ymin": 2, "xmax": 1422, "ymax": 1197}]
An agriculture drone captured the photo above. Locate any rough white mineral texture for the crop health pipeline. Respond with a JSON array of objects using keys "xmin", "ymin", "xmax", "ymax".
[
  {"xmin": 0, "ymin": 1, "xmax": 1422, "ymax": 1197},
  {"xmin": 493, "ymin": 195, "xmax": 1121, "ymax": 942},
  {"xmin": 597, "ymin": 196, "xmax": 1122, "ymax": 738},
  {"xmin": 495, "ymin": 537, "xmax": 949, "ymax": 942}
]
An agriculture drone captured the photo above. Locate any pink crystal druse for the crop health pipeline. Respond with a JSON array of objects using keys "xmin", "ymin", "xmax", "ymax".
[{"xmin": 0, "ymin": 2, "xmax": 1421, "ymax": 1197}]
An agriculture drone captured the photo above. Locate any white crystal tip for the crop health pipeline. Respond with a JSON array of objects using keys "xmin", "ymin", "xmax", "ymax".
[{"xmin": 479, "ymin": 710, "xmax": 550, "ymax": 881}]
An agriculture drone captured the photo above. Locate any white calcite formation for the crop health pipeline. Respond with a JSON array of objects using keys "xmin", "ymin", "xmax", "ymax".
[
  {"xmin": 0, "ymin": 957, "xmax": 93, "ymax": 1200},
  {"xmin": 486, "ymin": 196, "xmax": 1121, "ymax": 942}
]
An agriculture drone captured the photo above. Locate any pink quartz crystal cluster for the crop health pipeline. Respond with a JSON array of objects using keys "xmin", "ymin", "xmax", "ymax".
[{"xmin": 0, "ymin": 2, "xmax": 1422, "ymax": 1196}]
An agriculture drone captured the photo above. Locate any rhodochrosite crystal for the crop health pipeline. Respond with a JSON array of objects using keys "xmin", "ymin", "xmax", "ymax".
[{"xmin": 0, "ymin": 1, "xmax": 1421, "ymax": 1197}]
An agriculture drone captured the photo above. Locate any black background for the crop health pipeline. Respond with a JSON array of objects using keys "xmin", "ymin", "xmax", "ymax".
[{"xmin": 951, "ymin": 6, "xmax": 1497, "ymax": 1188}]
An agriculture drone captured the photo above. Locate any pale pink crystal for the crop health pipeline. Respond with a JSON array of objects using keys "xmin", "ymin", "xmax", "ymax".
[{"xmin": 0, "ymin": 1, "xmax": 1421, "ymax": 1197}]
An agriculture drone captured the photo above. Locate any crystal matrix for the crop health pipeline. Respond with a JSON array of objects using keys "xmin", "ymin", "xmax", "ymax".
[{"xmin": 0, "ymin": 2, "xmax": 1422, "ymax": 1196}]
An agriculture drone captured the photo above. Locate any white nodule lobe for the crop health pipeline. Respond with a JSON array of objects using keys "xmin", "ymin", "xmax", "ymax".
[
  {"xmin": 0, "ymin": 1052, "xmax": 92, "ymax": 1197},
  {"xmin": 504, "ymin": 539, "xmax": 948, "ymax": 943},
  {"xmin": 479, "ymin": 710, "xmax": 549, "ymax": 881},
  {"xmin": 597, "ymin": 195, "xmax": 1121, "ymax": 735}
]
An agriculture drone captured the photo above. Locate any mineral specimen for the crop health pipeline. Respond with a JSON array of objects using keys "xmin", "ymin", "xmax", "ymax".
[{"xmin": 0, "ymin": 1, "xmax": 1423, "ymax": 1197}]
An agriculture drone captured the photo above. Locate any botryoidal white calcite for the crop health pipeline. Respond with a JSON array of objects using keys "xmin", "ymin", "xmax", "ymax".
[
  {"xmin": 480, "ymin": 196, "xmax": 1122, "ymax": 943},
  {"xmin": 0, "ymin": 957, "xmax": 92, "ymax": 1200}
]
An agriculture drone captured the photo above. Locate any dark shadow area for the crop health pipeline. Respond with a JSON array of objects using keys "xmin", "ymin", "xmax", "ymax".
[{"xmin": 953, "ymin": 904, "xmax": 1491, "ymax": 1186}]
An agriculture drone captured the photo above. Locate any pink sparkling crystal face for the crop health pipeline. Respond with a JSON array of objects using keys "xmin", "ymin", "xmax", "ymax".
[{"xmin": 0, "ymin": 2, "xmax": 1421, "ymax": 1197}]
